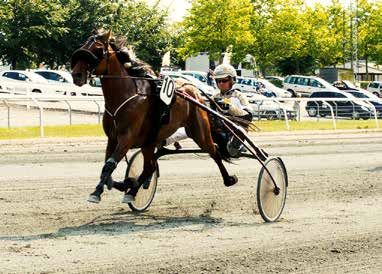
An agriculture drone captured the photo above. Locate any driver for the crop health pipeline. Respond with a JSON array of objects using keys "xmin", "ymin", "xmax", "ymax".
[{"xmin": 212, "ymin": 64, "xmax": 253, "ymax": 157}]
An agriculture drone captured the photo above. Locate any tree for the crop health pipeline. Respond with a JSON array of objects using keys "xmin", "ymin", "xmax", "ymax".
[
  {"xmin": 110, "ymin": 0, "xmax": 172, "ymax": 70},
  {"xmin": 0, "ymin": 0, "xmax": 173, "ymax": 70},
  {"xmin": 249, "ymin": 0, "xmax": 326, "ymax": 75},
  {"xmin": 357, "ymin": 0, "xmax": 382, "ymax": 67},
  {"xmin": 179, "ymin": 0, "xmax": 254, "ymax": 65},
  {"xmin": 0, "ymin": 0, "xmax": 69, "ymax": 69}
]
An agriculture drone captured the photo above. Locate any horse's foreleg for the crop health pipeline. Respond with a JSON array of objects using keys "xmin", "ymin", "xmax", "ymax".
[
  {"xmin": 88, "ymin": 133, "xmax": 135, "ymax": 203},
  {"xmin": 88, "ymin": 135, "xmax": 117, "ymax": 202},
  {"xmin": 125, "ymin": 144, "xmax": 157, "ymax": 200}
]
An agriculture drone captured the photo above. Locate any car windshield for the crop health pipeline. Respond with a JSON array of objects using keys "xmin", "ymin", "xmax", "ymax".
[
  {"xmin": 348, "ymin": 91, "xmax": 368, "ymax": 98},
  {"xmin": 343, "ymin": 80, "xmax": 357, "ymax": 89}
]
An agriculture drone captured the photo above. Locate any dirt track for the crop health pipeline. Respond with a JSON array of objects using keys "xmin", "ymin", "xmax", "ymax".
[{"xmin": 0, "ymin": 130, "xmax": 381, "ymax": 273}]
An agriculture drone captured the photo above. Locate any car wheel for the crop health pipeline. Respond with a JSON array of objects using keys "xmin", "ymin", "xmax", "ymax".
[
  {"xmin": 319, "ymin": 112, "xmax": 327, "ymax": 117},
  {"xmin": 32, "ymin": 89, "xmax": 42, "ymax": 93},
  {"xmin": 352, "ymin": 111, "xmax": 361, "ymax": 120},
  {"xmin": 307, "ymin": 107, "xmax": 318, "ymax": 117},
  {"xmin": 288, "ymin": 89, "xmax": 297, "ymax": 98},
  {"xmin": 266, "ymin": 112, "xmax": 277, "ymax": 120},
  {"xmin": 372, "ymin": 92, "xmax": 380, "ymax": 98}
]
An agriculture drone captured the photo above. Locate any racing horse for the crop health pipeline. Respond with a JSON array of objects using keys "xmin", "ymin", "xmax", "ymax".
[{"xmin": 71, "ymin": 29, "xmax": 238, "ymax": 203}]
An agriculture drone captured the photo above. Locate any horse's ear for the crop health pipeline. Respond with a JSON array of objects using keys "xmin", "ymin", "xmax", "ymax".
[{"xmin": 106, "ymin": 30, "xmax": 112, "ymax": 41}]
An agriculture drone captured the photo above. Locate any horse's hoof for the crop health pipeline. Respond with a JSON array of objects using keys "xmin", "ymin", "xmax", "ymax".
[
  {"xmin": 224, "ymin": 175, "xmax": 238, "ymax": 187},
  {"xmin": 122, "ymin": 194, "xmax": 135, "ymax": 204},
  {"xmin": 88, "ymin": 194, "xmax": 101, "ymax": 203}
]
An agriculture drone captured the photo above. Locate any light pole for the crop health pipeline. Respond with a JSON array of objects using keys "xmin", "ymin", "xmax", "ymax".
[{"xmin": 352, "ymin": 0, "xmax": 359, "ymax": 85}]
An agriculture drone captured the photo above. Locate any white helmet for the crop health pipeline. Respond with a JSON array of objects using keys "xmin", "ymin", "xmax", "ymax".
[{"xmin": 214, "ymin": 64, "xmax": 237, "ymax": 79}]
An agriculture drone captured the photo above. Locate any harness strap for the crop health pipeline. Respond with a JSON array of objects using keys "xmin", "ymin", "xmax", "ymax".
[
  {"xmin": 99, "ymin": 75, "xmax": 158, "ymax": 81},
  {"xmin": 104, "ymin": 94, "xmax": 139, "ymax": 118}
]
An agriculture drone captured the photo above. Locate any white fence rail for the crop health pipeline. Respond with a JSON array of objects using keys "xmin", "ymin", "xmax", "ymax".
[{"xmin": 0, "ymin": 94, "xmax": 380, "ymax": 137}]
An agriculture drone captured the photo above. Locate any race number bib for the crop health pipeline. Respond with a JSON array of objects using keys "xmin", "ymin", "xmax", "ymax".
[{"xmin": 160, "ymin": 76, "xmax": 175, "ymax": 105}]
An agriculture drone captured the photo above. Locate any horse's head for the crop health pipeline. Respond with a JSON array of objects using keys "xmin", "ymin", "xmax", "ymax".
[{"xmin": 71, "ymin": 29, "xmax": 114, "ymax": 86}]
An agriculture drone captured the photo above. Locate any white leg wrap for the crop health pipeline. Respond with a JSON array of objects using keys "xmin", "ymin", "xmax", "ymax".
[{"xmin": 165, "ymin": 127, "xmax": 188, "ymax": 146}]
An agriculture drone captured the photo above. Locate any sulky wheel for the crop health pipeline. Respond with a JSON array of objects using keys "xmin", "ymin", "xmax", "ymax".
[
  {"xmin": 257, "ymin": 157, "xmax": 288, "ymax": 222},
  {"xmin": 125, "ymin": 150, "xmax": 158, "ymax": 212}
]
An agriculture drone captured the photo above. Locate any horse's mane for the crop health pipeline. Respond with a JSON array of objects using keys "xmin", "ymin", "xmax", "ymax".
[
  {"xmin": 90, "ymin": 29, "xmax": 155, "ymax": 77},
  {"xmin": 109, "ymin": 36, "xmax": 155, "ymax": 77}
]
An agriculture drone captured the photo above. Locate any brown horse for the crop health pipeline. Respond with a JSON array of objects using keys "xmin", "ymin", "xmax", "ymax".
[{"xmin": 71, "ymin": 29, "xmax": 237, "ymax": 203}]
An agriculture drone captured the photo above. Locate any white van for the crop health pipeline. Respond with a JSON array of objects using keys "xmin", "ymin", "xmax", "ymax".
[
  {"xmin": 234, "ymin": 77, "xmax": 292, "ymax": 97},
  {"xmin": 283, "ymin": 75, "xmax": 338, "ymax": 97},
  {"xmin": 367, "ymin": 81, "xmax": 382, "ymax": 97}
]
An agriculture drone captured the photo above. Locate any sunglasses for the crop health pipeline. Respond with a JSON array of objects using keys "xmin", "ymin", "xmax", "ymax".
[{"xmin": 217, "ymin": 78, "xmax": 230, "ymax": 84}]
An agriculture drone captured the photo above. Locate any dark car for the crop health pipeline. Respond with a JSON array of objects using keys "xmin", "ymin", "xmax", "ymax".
[
  {"xmin": 305, "ymin": 90, "xmax": 373, "ymax": 120},
  {"xmin": 346, "ymin": 90, "xmax": 382, "ymax": 118}
]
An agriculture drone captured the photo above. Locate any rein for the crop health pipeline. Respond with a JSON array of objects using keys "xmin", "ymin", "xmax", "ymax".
[{"xmin": 99, "ymin": 75, "xmax": 158, "ymax": 81}]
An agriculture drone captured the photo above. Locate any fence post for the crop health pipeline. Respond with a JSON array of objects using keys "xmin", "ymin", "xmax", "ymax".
[
  {"xmin": 93, "ymin": 100, "xmax": 102, "ymax": 124},
  {"xmin": 323, "ymin": 101, "xmax": 336, "ymax": 130},
  {"xmin": 32, "ymin": 97, "xmax": 44, "ymax": 138},
  {"xmin": 3, "ymin": 100, "xmax": 11, "ymax": 128},
  {"xmin": 64, "ymin": 100, "xmax": 72, "ymax": 125}
]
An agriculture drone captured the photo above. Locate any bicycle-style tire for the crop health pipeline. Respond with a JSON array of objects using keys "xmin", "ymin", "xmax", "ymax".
[
  {"xmin": 125, "ymin": 150, "xmax": 158, "ymax": 212},
  {"xmin": 257, "ymin": 157, "xmax": 288, "ymax": 222}
]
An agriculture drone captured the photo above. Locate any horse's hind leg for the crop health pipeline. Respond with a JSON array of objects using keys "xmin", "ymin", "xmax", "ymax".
[{"xmin": 188, "ymin": 121, "xmax": 237, "ymax": 187}]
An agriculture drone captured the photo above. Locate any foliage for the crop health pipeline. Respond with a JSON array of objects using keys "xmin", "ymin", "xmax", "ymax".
[
  {"xmin": 179, "ymin": 0, "xmax": 255, "ymax": 64},
  {"xmin": 0, "ymin": 0, "xmax": 173, "ymax": 71},
  {"xmin": 110, "ymin": 0, "xmax": 172, "ymax": 70},
  {"xmin": 0, "ymin": 0, "xmax": 69, "ymax": 69},
  {"xmin": 0, "ymin": 0, "xmax": 381, "ymax": 74},
  {"xmin": 357, "ymin": 0, "xmax": 382, "ymax": 64}
]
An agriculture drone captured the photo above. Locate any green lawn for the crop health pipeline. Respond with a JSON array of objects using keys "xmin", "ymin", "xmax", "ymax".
[
  {"xmin": 253, "ymin": 119, "xmax": 380, "ymax": 132},
  {"xmin": 0, "ymin": 124, "xmax": 104, "ymax": 139},
  {"xmin": 0, "ymin": 120, "xmax": 380, "ymax": 140}
]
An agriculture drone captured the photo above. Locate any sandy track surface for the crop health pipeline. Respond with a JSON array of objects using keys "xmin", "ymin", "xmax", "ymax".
[{"xmin": 0, "ymin": 131, "xmax": 381, "ymax": 273}]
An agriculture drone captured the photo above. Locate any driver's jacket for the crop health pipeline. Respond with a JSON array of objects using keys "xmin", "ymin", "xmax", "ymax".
[{"xmin": 213, "ymin": 88, "xmax": 252, "ymax": 116}]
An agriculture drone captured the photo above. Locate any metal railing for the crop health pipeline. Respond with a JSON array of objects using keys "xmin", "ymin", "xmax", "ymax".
[
  {"xmin": 0, "ymin": 94, "xmax": 104, "ymax": 137},
  {"xmin": 0, "ymin": 94, "xmax": 380, "ymax": 137}
]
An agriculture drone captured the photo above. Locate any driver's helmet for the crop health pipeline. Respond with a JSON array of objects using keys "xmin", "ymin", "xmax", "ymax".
[{"xmin": 214, "ymin": 64, "xmax": 237, "ymax": 81}]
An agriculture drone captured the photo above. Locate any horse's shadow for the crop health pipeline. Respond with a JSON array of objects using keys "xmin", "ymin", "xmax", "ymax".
[{"xmin": 0, "ymin": 211, "xmax": 225, "ymax": 242}]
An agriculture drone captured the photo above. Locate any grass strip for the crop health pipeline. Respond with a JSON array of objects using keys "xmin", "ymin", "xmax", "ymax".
[
  {"xmin": 253, "ymin": 120, "xmax": 380, "ymax": 132},
  {"xmin": 0, "ymin": 120, "xmax": 379, "ymax": 140},
  {"xmin": 0, "ymin": 124, "xmax": 104, "ymax": 139}
]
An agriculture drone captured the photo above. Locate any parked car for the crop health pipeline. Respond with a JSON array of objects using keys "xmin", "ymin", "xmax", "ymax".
[
  {"xmin": 34, "ymin": 69, "xmax": 74, "ymax": 84},
  {"xmin": 33, "ymin": 69, "xmax": 102, "ymax": 96},
  {"xmin": 367, "ymin": 81, "xmax": 382, "ymax": 97},
  {"xmin": 305, "ymin": 90, "xmax": 373, "ymax": 120},
  {"xmin": 246, "ymin": 92, "xmax": 296, "ymax": 120},
  {"xmin": 284, "ymin": 75, "xmax": 338, "ymax": 97},
  {"xmin": 0, "ymin": 70, "xmax": 50, "ymax": 94},
  {"xmin": 345, "ymin": 89, "xmax": 382, "ymax": 118},
  {"xmin": 235, "ymin": 77, "xmax": 292, "ymax": 98},
  {"xmin": 163, "ymin": 73, "xmax": 217, "ymax": 98},
  {"xmin": 1, "ymin": 70, "xmax": 49, "ymax": 84}
]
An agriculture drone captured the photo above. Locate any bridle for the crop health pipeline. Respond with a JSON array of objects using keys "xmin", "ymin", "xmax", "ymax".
[{"xmin": 72, "ymin": 34, "xmax": 150, "ymax": 122}]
